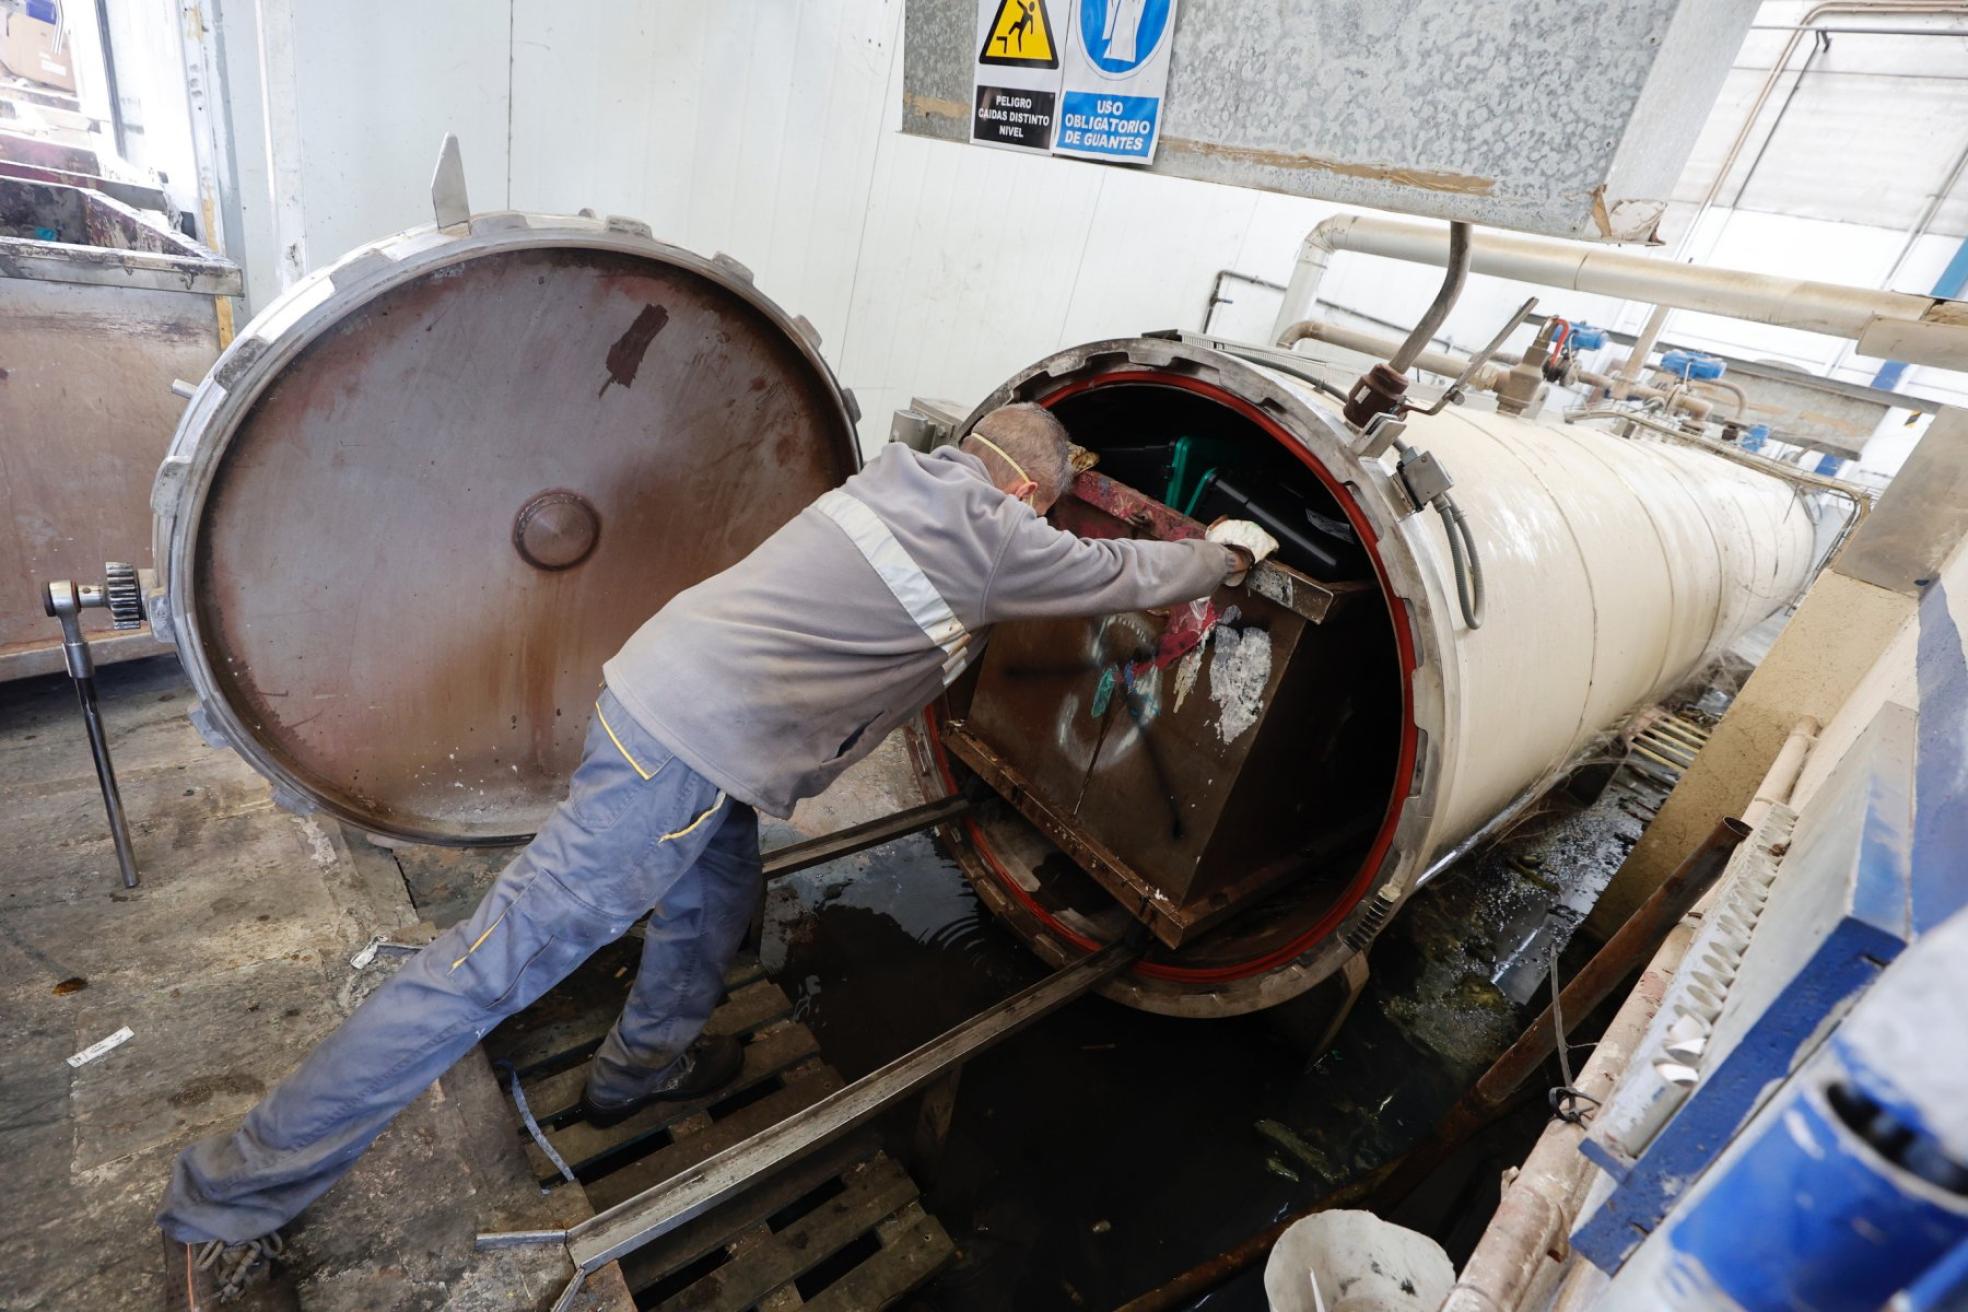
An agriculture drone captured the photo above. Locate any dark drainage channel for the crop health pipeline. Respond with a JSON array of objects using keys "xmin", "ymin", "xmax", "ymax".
[{"xmin": 758, "ymin": 760, "xmax": 1656, "ymax": 1312}]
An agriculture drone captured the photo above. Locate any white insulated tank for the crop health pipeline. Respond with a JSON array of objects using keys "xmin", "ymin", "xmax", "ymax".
[
  {"xmin": 1398, "ymin": 399, "xmax": 1816, "ymax": 860},
  {"xmin": 922, "ymin": 336, "xmax": 1817, "ymax": 1016}
]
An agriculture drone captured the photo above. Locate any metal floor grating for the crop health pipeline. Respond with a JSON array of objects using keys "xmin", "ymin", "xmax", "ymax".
[
  {"xmin": 1628, "ymin": 711, "xmax": 1714, "ymax": 781},
  {"xmin": 484, "ymin": 953, "xmax": 955, "ymax": 1310}
]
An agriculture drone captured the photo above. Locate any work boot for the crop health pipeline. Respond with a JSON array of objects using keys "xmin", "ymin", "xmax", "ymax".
[
  {"xmin": 161, "ymin": 1229, "xmax": 298, "ymax": 1310},
  {"xmin": 579, "ymin": 1034, "xmax": 745, "ymax": 1128}
]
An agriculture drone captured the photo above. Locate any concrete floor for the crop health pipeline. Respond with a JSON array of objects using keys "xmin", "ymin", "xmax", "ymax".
[
  {"xmin": 0, "ymin": 649, "xmax": 1680, "ymax": 1311},
  {"xmin": 0, "ymin": 656, "xmax": 625, "ymax": 1312}
]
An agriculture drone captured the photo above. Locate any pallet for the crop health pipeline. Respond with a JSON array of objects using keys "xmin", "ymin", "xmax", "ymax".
[{"xmin": 485, "ymin": 954, "xmax": 956, "ymax": 1309}]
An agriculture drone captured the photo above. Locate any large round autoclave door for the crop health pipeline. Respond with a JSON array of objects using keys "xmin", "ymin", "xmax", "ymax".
[{"xmin": 162, "ymin": 226, "xmax": 858, "ymax": 844}]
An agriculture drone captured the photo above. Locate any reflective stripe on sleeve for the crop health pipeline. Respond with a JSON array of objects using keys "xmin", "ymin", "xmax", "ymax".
[{"xmin": 813, "ymin": 488, "xmax": 975, "ymax": 686}]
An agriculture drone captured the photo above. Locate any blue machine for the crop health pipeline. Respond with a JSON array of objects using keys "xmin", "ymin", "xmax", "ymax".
[
  {"xmin": 1739, "ymin": 423, "xmax": 1770, "ymax": 453},
  {"xmin": 1575, "ymin": 708, "xmax": 1920, "ymax": 1271},
  {"xmin": 1580, "ymin": 583, "xmax": 1968, "ymax": 1310}
]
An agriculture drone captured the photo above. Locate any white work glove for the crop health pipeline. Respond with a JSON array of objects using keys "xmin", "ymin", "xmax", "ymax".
[{"xmin": 1206, "ymin": 518, "xmax": 1280, "ymax": 587}]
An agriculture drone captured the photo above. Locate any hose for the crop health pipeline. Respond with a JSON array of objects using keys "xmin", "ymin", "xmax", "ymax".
[
  {"xmin": 1687, "ymin": 378, "xmax": 1748, "ymax": 419},
  {"xmin": 1209, "ymin": 341, "xmax": 1353, "ymax": 403},
  {"xmin": 1439, "ymin": 492, "xmax": 1486, "ymax": 630},
  {"xmin": 1388, "ymin": 221, "xmax": 1471, "ymax": 375},
  {"xmin": 1564, "ymin": 403, "xmax": 1872, "ymax": 569},
  {"xmin": 1393, "ymin": 435, "xmax": 1486, "ymax": 631}
]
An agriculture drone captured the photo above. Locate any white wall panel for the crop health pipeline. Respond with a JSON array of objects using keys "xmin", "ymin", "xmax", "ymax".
[
  {"xmin": 837, "ymin": 129, "xmax": 1111, "ymax": 442},
  {"xmin": 1055, "ymin": 170, "xmax": 1259, "ymax": 344},
  {"xmin": 211, "ymin": 0, "xmax": 1965, "ymax": 452},
  {"xmin": 505, "ymin": 2, "xmax": 690, "ymax": 226},
  {"xmin": 510, "ymin": 1, "xmax": 898, "ymax": 365},
  {"xmin": 213, "ymin": 0, "xmax": 277, "ymax": 308},
  {"xmin": 284, "ymin": 0, "xmax": 509, "ymax": 272}
]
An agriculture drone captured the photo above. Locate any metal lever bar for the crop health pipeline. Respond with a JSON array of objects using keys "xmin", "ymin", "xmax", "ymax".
[
  {"xmin": 761, "ymin": 794, "xmax": 974, "ymax": 881},
  {"xmin": 43, "ymin": 579, "xmax": 140, "ymax": 888},
  {"xmin": 485, "ymin": 939, "xmax": 1142, "ymax": 1310},
  {"xmin": 1406, "ymin": 295, "xmax": 1539, "ymax": 418}
]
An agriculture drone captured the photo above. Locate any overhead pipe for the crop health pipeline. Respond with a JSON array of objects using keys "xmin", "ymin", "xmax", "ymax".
[
  {"xmin": 1680, "ymin": 2, "xmax": 1968, "ymax": 261},
  {"xmin": 1564, "ymin": 405, "xmax": 1871, "ymax": 511},
  {"xmin": 1749, "ymin": 19, "xmax": 1968, "ymax": 31},
  {"xmin": 1271, "ymin": 214, "xmax": 1968, "ymax": 372},
  {"xmin": 1279, "ymin": 319, "xmax": 1506, "ymax": 392},
  {"xmin": 1280, "ymin": 319, "xmax": 1714, "ymax": 422}
]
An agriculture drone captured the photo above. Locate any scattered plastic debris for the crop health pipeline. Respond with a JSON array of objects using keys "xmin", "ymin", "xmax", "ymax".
[{"xmin": 67, "ymin": 1025, "xmax": 134, "ymax": 1068}]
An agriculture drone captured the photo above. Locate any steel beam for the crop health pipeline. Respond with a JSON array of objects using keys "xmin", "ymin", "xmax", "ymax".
[
  {"xmin": 761, "ymin": 794, "xmax": 973, "ymax": 881},
  {"xmin": 490, "ymin": 940, "xmax": 1139, "ymax": 1309}
]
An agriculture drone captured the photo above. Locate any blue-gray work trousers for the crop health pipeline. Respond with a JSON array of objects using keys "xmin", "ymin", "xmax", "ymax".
[{"xmin": 157, "ymin": 688, "xmax": 762, "ymax": 1245}]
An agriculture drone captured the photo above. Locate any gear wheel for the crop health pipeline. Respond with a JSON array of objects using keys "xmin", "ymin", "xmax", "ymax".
[{"xmin": 103, "ymin": 561, "xmax": 145, "ymax": 630}]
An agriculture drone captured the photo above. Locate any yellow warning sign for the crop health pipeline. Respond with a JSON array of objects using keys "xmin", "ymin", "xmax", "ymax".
[{"xmin": 978, "ymin": 0, "xmax": 1057, "ymax": 69}]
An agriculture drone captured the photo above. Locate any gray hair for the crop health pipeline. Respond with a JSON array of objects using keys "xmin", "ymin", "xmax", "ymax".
[{"xmin": 963, "ymin": 403, "xmax": 1073, "ymax": 507}]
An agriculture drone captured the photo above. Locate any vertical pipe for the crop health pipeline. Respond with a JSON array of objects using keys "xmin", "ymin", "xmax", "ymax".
[
  {"xmin": 255, "ymin": 0, "xmax": 307, "ymax": 288},
  {"xmin": 74, "ymin": 676, "xmax": 140, "ymax": 890},
  {"xmin": 50, "ymin": 597, "xmax": 140, "ymax": 889},
  {"xmin": 1743, "ymin": 717, "xmax": 1820, "ymax": 829},
  {"xmin": 1389, "ymin": 221, "xmax": 1471, "ymax": 374},
  {"xmin": 92, "ymin": 0, "xmax": 126, "ymax": 157},
  {"xmin": 1614, "ymin": 304, "xmax": 1671, "ymax": 401}
]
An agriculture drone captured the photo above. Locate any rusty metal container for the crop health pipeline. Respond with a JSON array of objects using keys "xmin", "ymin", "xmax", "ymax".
[
  {"xmin": 0, "ymin": 176, "xmax": 239, "ymax": 680},
  {"xmin": 946, "ymin": 470, "xmax": 1378, "ymax": 948}
]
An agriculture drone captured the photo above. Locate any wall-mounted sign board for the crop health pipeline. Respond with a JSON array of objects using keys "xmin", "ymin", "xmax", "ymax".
[
  {"xmin": 927, "ymin": 0, "xmax": 1760, "ymax": 240},
  {"xmin": 971, "ymin": 0, "xmax": 1061, "ymax": 152},
  {"xmin": 1053, "ymin": 0, "xmax": 1176, "ymax": 164},
  {"xmin": 968, "ymin": 0, "xmax": 1177, "ymax": 164}
]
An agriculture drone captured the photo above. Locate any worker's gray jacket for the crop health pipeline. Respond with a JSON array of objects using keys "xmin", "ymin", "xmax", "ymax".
[{"xmin": 604, "ymin": 444, "xmax": 1235, "ymax": 817}]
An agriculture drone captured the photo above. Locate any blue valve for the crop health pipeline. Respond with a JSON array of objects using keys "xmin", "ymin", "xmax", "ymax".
[
  {"xmin": 1661, "ymin": 349, "xmax": 1727, "ymax": 381},
  {"xmin": 1567, "ymin": 323, "xmax": 1609, "ymax": 351},
  {"xmin": 1740, "ymin": 423, "xmax": 1770, "ymax": 452}
]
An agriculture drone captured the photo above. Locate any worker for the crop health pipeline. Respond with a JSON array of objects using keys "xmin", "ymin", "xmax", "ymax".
[{"xmin": 155, "ymin": 402, "xmax": 1277, "ymax": 1307}]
